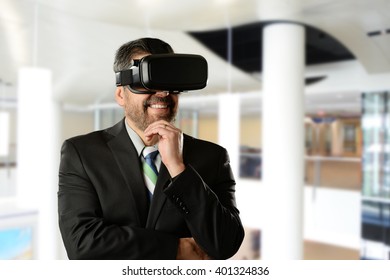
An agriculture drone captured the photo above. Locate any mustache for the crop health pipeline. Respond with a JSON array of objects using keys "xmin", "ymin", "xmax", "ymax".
[{"xmin": 143, "ymin": 96, "xmax": 174, "ymax": 107}]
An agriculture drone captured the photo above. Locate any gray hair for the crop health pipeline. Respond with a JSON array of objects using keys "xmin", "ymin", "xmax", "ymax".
[{"xmin": 113, "ymin": 37, "xmax": 174, "ymax": 72}]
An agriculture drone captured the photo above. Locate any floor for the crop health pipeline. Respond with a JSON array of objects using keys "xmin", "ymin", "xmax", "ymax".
[
  {"xmin": 232, "ymin": 228, "xmax": 361, "ymax": 260},
  {"xmin": 304, "ymin": 240, "xmax": 360, "ymax": 260}
]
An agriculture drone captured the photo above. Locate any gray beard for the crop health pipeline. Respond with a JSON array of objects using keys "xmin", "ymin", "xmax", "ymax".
[{"xmin": 125, "ymin": 104, "xmax": 176, "ymax": 131}]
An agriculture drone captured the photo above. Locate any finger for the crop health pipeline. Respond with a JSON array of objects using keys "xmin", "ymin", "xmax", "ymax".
[
  {"xmin": 144, "ymin": 125, "xmax": 171, "ymax": 137},
  {"xmin": 145, "ymin": 124, "xmax": 181, "ymax": 137}
]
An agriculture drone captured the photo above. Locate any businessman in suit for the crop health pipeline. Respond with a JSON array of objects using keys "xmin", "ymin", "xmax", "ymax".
[{"xmin": 58, "ymin": 37, "xmax": 244, "ymax": 260}]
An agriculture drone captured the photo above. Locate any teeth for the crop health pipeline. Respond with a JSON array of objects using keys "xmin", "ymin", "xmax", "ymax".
[{"xmin": 150, "ymin": 104, "xmax": 168, "ymax": 109}]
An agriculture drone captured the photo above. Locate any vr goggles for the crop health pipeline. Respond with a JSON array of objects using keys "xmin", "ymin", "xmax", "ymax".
[{"xmin": 115, "ymin": 54, "xmax": 208, "ymax": 94}]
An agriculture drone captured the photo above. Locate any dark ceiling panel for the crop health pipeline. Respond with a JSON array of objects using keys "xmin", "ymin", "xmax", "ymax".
[{"xmin": 189, "ymin": 21, "xmax": 355, "ymax": 74}]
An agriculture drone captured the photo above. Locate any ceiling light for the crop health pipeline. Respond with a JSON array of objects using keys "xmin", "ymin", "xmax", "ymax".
[{"xmin": 215, "ymin": 0, "xmax": 235, "ymax": 4}]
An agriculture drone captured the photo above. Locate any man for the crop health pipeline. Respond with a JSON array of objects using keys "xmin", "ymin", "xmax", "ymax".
[{"xmin": 58, "ymin": 37, "xmax": 244, "ymax": 260}]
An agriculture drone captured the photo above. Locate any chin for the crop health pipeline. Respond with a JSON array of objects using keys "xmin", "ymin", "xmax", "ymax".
[{"xmin": 150, "ymin": 113, "xmax": 175, "ymax": 123}]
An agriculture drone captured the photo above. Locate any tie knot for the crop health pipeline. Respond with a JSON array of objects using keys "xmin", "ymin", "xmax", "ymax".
[{"xmin": 142, "ymin": 146, "xmax": 159, "ymax": 160}]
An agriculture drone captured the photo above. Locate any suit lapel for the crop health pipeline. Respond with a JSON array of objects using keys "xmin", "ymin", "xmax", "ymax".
[
  {"xmin": 106, "ymin": 120, "xmax": 149, "ymax": 227},
  {"xmin": 146, "ymin": 163, "xmax": 170, "ymax": 229}
]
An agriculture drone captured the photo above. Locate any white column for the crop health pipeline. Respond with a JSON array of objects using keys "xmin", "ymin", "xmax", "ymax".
[
  {"xmin": 94, "ymin": 107, "xmax": 101, "ymax": 131},
  {"xmin": 191, "ymin": 110, "xmax": 199, "ymax": 138},
  {"xmin": 0, "ymin": 112, "xmax": 10, "ymax": 157},
  {"xmin": 17, "ymin": 67, "xmax": 61, "ymax": 259},
  {"xmin": 218, "ymin": 94, "xmax": 240, "ymax": 178},
  {"xmin": 261, "ymin": 23, "xmax": 305, "ymax": 259},
  {"xmin": 0, "ymin": 81, "xmax": 10, "ymax": 157}
]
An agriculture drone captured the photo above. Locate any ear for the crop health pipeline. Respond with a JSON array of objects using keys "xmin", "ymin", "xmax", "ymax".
[{"xmin": 115, "ymin": 86, "xmax": 125, "ymax": 107}]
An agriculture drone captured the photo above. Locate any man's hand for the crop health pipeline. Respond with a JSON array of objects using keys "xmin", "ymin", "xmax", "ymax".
[
  {"xmin": 176, "ymin": 238, "xmax": 210, "ymax": 260},
  {"xmin": 144, "ymin": 120, "xmax": 185, "ymax": 177}
]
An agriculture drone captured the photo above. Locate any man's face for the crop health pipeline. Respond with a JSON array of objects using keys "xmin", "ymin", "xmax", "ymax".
[{"xmin": 121, "ymin": 52, "xmax": 179, "ymax": 131}]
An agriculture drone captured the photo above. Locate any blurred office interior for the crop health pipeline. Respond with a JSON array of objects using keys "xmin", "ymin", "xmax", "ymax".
[{"xmin": 0, "ymin": 0, "xmax": 390, "ymax": 260}]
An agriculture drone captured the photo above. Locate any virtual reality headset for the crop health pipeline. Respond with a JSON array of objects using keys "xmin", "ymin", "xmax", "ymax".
[{"xmin": 115, "ymin": 54, "xmax": 208, "ymax": 94}]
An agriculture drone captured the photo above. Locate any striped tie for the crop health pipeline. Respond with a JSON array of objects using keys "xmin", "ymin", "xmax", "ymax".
[{"xmin": 142, "ymin": 146, "xmax": 159, "ymax": 199}]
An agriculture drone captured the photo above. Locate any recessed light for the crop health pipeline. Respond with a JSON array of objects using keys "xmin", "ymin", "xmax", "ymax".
[{"xmin": 367, "ymin": 30, "xmax": 382, "ymax": 36}]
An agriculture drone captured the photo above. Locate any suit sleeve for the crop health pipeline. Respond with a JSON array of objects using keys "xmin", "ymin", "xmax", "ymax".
[
  {"xmin": 163, "ymin": 147, "xmax": 245, "ymax": 259},
  {"xmin": 58, "ymin": 140, "xmax": 178, "ymax": 260}
]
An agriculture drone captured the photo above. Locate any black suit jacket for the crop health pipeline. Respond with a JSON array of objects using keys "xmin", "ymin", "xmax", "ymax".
[{"xmin": 58, "ymin": 119, "xmax": 244, "ymax": 259}]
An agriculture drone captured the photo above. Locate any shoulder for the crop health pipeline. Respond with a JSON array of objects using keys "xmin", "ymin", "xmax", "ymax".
[
  {"xmin": 182, "ymin": 135, "xmax": 232, "ymax": 178},
  {"xmin": 184, "ymin": 134, "xmax": 224, "ymax": 150},
  {"xmin": 183, "ymin": 134, "xmax": 228, "ymax": 159},
  {"xmin": 63, "ymin": 119, "xmax": 124, "ymax": 148},
  {"xmin": 64, "ymin": 130, "xmax": 107, "ymax": 148}
]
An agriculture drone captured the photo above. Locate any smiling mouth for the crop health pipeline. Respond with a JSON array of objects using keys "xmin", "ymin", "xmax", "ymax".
[
  {"xmin": 149, "ymin": 104, "xmax": 169, "ymax": 109},
  {"xmin": 144, "ymin": 96, "xmax": 173, "ymax": 110}
]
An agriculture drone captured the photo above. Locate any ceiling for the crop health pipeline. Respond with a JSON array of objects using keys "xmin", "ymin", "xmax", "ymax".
[
  {"xmin": 1, "ymin": 0, "xmax": 390, "ymax": 115},
  {"xmin": 189, "ymin": 22, "xmax": 355, "ymax": 73}
]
